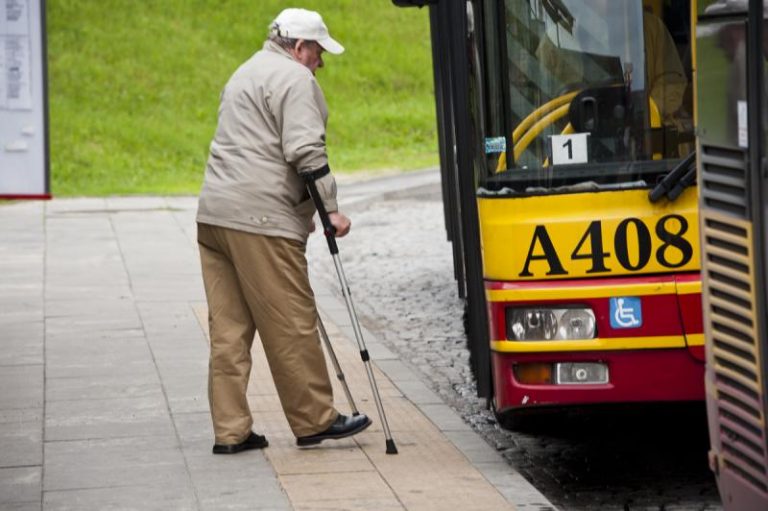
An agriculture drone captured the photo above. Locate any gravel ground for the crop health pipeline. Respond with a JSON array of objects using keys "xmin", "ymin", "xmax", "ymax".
[{"xmin": 306, "ymin": 173, "xmax": 723, "ymax": 511}]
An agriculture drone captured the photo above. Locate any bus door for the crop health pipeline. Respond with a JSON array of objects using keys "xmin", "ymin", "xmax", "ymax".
[{"xmin": 697, "ymin": 0, "xmax": 768, "ymax": 508}]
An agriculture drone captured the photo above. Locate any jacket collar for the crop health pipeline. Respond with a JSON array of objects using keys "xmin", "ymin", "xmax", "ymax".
[{"xmin": 263, "ymin": 39, "xmax": 296, "ymax": 62}]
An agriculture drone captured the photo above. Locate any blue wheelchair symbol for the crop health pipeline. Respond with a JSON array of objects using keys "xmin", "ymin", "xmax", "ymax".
[{"xmin": 610, "ymin": 297, "xmax": 642, "ymax": 329}]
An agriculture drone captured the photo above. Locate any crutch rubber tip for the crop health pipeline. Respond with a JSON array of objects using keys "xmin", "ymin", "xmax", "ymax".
[{"xmin": 386, "ymin": 439, "xmax": 398, "ymax": 455}]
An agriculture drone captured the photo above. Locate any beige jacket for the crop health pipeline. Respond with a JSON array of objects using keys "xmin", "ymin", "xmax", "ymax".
[{"xmin": 197, "ymin": 40, "xmax": 338, "ymax": 243}]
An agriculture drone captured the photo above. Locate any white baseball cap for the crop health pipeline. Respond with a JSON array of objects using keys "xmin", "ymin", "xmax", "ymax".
[{"xmin": 270, "ymin": 8, "xmax": 345, "ymax": 55}]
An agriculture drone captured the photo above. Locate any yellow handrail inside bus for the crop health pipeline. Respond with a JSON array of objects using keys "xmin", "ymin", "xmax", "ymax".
[
  {"xmin": 513, "ymin": 91, "xmax": 579, "ymax": 144},
  {"xmin": 514, "ymin": 104, "xmax": 570, "ymax": 159},
  {"xmin": 495, "ymin": 92, "xmax": 578, "ymax": 173},
  {"xmin": 649, "ymin": 96, "xmax": 662, "ymax": 160},
  {"xmin": 497, "ymin": 103, "xmax": 571, "ymax": 172}
]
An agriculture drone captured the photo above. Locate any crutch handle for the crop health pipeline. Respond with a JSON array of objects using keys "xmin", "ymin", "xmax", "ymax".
[{"xmin": 302, "ymin": 166, "xmax": 338, "ymax": 255}]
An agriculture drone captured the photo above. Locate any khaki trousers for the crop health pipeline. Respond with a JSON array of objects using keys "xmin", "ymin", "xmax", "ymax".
[{"xmin": 197, "ymin": 223, "xmax": 337, "ymax": 444}]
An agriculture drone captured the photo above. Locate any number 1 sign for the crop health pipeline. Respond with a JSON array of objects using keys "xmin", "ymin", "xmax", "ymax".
[{"xmin": 550, "ymin": 133, "xmax": 589, "ymax": 165}]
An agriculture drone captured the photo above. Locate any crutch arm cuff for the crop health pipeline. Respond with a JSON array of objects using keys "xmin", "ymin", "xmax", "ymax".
[
  {"xmin": 300, "ymin": 163, "xmax": 338, "ymax": 212},
  {"xmin": 300, "ymin": 164, "xmax": 331, "ymax": 183}
]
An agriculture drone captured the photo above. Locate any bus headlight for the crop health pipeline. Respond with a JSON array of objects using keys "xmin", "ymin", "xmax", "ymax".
[
  {"xmin": 506, "ymin": 307, "xmax": 596, "ymax": 341},
  {"xmin": 557, "ymin": 309, "xmax": 596, "ymax": 340},
  {"xmin": 507, "ymin": 309, "xmax": 558, "ymax": 340}
]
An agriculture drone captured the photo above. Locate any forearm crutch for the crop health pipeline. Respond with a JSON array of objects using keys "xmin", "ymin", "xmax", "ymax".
[
  {"xmin": 317, "ymin": 313, "xmax": 359, "ymax": 416},
  {"xmin": 303, "ymin": 169, "xmax": 398, "ymax": 455}
]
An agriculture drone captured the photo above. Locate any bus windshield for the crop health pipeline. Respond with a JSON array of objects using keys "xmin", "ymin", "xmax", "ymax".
[{"xmin": 477, "ymin": 0, "xmax": 694, "ymax": 195}]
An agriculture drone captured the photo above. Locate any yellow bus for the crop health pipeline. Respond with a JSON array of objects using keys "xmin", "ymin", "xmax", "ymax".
[{"xmin": 395, "ymin": 0, "xmax": 704, "ymax": 428}]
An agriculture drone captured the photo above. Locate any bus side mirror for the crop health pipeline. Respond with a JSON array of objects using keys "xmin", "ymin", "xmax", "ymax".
[{"xmin": 391, "ymin": 0, "xmax": 438, "ymax": 7}]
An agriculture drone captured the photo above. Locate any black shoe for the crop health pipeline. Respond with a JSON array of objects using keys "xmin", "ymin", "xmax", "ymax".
[
  {"xmin": 296, "ymin": 413, "xmax": 372, "ymax": 446},
  {"xmin": 212, "ymin": 432, "xmax": 268, "ymax": 454}
]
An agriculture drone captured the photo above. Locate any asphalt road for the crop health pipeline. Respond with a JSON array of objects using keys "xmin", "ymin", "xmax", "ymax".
[{"xmin": 306, "ymin": 170, "xmax": 723, "ymax": 511}]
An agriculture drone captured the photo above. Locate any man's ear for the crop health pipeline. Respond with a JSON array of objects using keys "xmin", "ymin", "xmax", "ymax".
[{"xmin": 294, "ymin": 39, "xmax": 306, "ymax": 53}]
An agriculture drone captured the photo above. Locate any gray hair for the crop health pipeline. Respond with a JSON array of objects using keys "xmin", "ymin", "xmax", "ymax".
[{"xmin": 268, "ymin": 23, "xmax": 298, "ymax": 51}]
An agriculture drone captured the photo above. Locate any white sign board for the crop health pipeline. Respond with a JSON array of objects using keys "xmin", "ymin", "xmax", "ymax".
[
  {"xmin": 0, "ymin": 0, "xmax": 48, "ymax": 198},
  {"xmin": 550, "ymin": 133, "xmax": 589, "ymax": 166},
  {"xmin": 737, "ymin": 100, "xmax": 748, "ymax": 148}
]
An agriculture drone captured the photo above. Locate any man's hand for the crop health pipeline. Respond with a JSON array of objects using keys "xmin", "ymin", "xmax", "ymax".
[{"xmin": 328, "ymin": 211, "xmax": 351, "ymax": 237}]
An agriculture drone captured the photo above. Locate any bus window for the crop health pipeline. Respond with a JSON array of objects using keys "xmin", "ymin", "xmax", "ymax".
[
  {"xmin": 480, "ymin": 0, "xmax": 694, "ymax": 194},
  {"xmin": 697, "ymin": 19, "xmax": 747, "ymax": 149}
]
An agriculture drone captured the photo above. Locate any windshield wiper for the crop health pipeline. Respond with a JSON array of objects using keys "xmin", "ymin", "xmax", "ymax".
[{"xmin": 648, "ymin": 151, "xmax": 696, "ymax": 203}]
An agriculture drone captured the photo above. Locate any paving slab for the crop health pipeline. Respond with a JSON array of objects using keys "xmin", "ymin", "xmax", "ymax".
[
  {"xmin": 44, "ymin": 338, "xmax": 153, "ymax": 369},
  {"xmin": 171, "ymin": 409, "xmax": 292, "ymax": 510},
  {"xmin": 1, "ymin": 502, "xmax": 42, "ymax": 511},
  {"xmin": 0, "ymin": 408, "xmax": 43, "ymax": 468},
  {"xmin": 0, "ymin": 333, "xmax": 44, "ymax": 366},
  {"xmin": 45, "ymin": 394, "xmax": 175, "ymax": 441},
  {"xmin": 0, "ymin": 466, "xmax": 41, "ymax": 507},
  {"xmin": 43, "ymin": 484, "xmax": 197, "ymax": 511},
  {"xmin": 45, "ymin": 372, "xmax": 161, "ymax": 402},
  {"xmin": 0, "ymin": 365, "xmax": 44, "ymax": 410},
  {"xmin": 43, "ymin": 436, "xmax": 190, "ymax": 492}
]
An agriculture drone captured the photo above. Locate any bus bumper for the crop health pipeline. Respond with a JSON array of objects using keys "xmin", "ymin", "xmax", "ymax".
[{"xmin": 492, "ymin": 348, "xmax": 705, "ymax": 415}]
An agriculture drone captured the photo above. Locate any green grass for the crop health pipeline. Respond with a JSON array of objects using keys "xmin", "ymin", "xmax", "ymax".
[{"xmin": 47, "ymin": 1, "xmax": 437, "ymax": 196}]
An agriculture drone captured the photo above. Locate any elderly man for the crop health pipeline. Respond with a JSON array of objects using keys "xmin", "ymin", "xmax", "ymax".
[{"xmin": 196, "ymin": 8, "xmax": 371, "ymax": 454}]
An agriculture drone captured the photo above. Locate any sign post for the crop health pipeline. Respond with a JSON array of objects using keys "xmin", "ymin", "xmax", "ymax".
[{"xmin": 0, "ymin": 0, "xmax": 49, "ymax": 199}]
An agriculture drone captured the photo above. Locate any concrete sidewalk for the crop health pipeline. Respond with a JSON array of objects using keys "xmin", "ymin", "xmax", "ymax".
[{"xmin": 0, "ymin": 195, "xmax": 555, "ymax": 510}]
